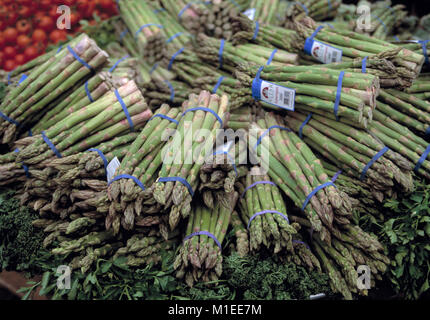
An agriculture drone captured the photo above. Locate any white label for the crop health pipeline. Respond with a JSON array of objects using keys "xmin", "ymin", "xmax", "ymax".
[
  {"xmin": 243, "ymin": 8, "xmax": 256, "ymax": 21},
  {"xmin": 310, "ymin": 40, "xmax": 342, "ymax": 64},
  {"xmin": 106, "ymin": 157, "xmax": 121, "ymax": 183},
  {"xmin": 260, "ymin": 80, "xmax": 295, "ymax": 111}
]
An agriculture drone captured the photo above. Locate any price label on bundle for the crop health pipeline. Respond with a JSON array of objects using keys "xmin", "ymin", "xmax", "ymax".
[
  {"xmin": 107, "ymin": 157, "xmax": 121, "ymax": 183},
  {"xmin": 243, "ymin": 8, "xmax": 256, "ymax": 21},
  {"xmin": 307, "ymin": 40, "xmax": 342, "ymax": 64},
  {"xmin": 259, "ymin": 80, "xmax": 295, "ymax": 111}
]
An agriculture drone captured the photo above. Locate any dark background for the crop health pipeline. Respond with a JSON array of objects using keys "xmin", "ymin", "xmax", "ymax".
[{"xmin": 344, "ymin": 0, "xmax": 430, "ymax": 16}]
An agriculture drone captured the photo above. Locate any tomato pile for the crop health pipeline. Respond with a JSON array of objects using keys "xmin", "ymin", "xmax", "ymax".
[{"xmin": 0, "ymin": 0, "xmax": 118, "ymax": 71}]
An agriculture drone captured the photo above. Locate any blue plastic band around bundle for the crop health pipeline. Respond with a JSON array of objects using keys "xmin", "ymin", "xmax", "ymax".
[
  {"xmin": 182, "ymin": 107, "xmax": 223, "ymax": 127},
  {"xmin": 183, "ymin": 231, "xmax": 221, "ymax": 249},
  {"xmin": 166, "ymin": 32, "xmax": 188, "ymax": 44},
  {"xmin": 248, "ymin": 210, "xmax": 290, "ymax": 230},
  {"xmin": 150, "ymin": 114, "xmax": 179, "ymax": 125},
  {"xmin": 414, "ymin": 144, "xmax": 430, "ymax": 173},
  {"xmin": 289, "ymin": 1, "xmax": 309, "ymax": 15},
  {"xmin": 360, "ymin": 146, "xmax": 389, "ymax": 180},
  {"xmin": 28, "ymin": 129, "xmax": 33, "ymax": 137},
  {"xmin": 426, "ymin": 127, "xmax": 430, "ymax": 136},
  {"xmin": 302, "ymin": 181, "xmax": 336, "ymax": 211},
  {"xmin": 299, "ymin": 113, "xmax": 313, "ymax": 139},
  {"xmin": 149, "ymin": 63, "xmax": 158, "ymax": 74},
  {"xmin": 41, "ymin": 131, "xmax": 62, "ymax": 158},
  {"xmin": 212, "ymin": 76, "xmax": 225, "ymax": 94},
  {"xmin": 266, "ymin": 49, "xmax": 278, "ymax": 65},
  {"xmin": 164, "ymin": 80, "xmax": 175, "ymax": 102},
  {"xmin": 362, "ymin": 56, "xmax": 368, "ymax": 73},
  {"xmin": 56, "ymin": 45, "xmax": 63, "ymax": 54},
  {"xmin": 67, "ymin": 45, "xmax": 93, "ymax": 71},
  {"xmin": 158, "ymin": 177, "xmax": 194, "ymax": 197},
  {"xmin": 213, "ymin": 150, "xmax": 237, "ymax": 176},
  {"xmin": 109, "ymin": 55, "xmax": 129, "ymax": 73},
  {"xmin": 18, "ymin": 74, "xmax": 28, "ymax": 85},
  {"xmin": 108, "ymin": 174, "xmax": 146, "ymax": 191},
  {"xmin": 331, "ymin": 170, "xmax": 342, "ymax": 183},
  {"xmin": 254, "ymin": 125, "xmax": 291, "ymax": 150},
  {"xmin": 168, "ymin": 47, "xmax": 185, "ymax": 70},
  {"xmin": 85, "ymin": 81, "xmax": 94, "ymax": 103},
  {"xmin": 292, "ymin": 240, "xmax": 310, "ymax": 250},
  {"xmin": 119, "ymin": 29, "xmax": 128, "ymax": 41},
  {"xmin": 304, "ymin": 25, "xmax": 324, "ymax": 54},
  {"xmin": 324, "ymin": 23, "xmax": 334, "ymax": 29},
  {"xmin": 14, "ymin": 149, "xmax": 30, "ymax": 178},
  {"xmin": 372, "ymin": 15, "xmax": 388, "ymax": 33},
  {"xmin": 252, "ymin": 21, "xmax": 259, "ymax": 40},
  {"xmin": 134, "ymin": 23, "xmax": 164, "ymax": 38},
  {"xmin": 241, "ymin": 181, "xmax": 277, "ymax": 198},
  {"xmin": 334, "ymin": 71, "xmax": 345, "ymax": 121},
  {"xmin": 0, "ymin": 111, "xmax": 20, "ymax": 126},
  {"xmin": 153, "ymin": 8, "xmax": 166, "ymax": 14},
  {"xmin": 218, "ymin": 39, "xmax": 225, "ymax": 69},
  {"xmin": 7, "ymin": 72, "xmax": 12, "ymax": 85},
  {"xmin": 178, "ymin": 1, "xmax": 210, "ymax": 18},
  {"xmin": 418, "ymin": 40, "xmax": 429, "ymax": 64},
  {"xmin": 251, "ymin": 66, "xmax": 264, "ymax": 101},
  {"xmin": 87, "ymin": 148, "xmax": 108, "ymax": 174},
  {"xmin": 114, "ymin": 89, "xmax": 134, "ymax": 132},
  {"xmin": 393, "ymin": 35, "xmax": 400, "ymax": 42}
]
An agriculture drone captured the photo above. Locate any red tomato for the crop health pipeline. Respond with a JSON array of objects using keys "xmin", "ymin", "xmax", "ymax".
[
  {"xmin": 3, "ymin": 28, "xmax": 18, "ymax": 44},
  {"xmin": 70, "ymin": 11, "xmax": 81, "ymax": 26},
  {"xmin": 16, "ymin": 20, "xmax": 31, "ymax": 34},
  {"xmin": 3, "ymin": 59, "xmax": 17, "ymax": 71},
  {"xmin": 17, "ymin": 34, "xmax": 31, "ymax": 49},
  {"xmin": 39, "ymin": 0, "xmax": 52, "ymax": 10},
  {"xmin": 62, "ymin": 0, "xmax": 75, "ymax": 6},
  {"xmin": 17, "ymin": 5, "xmax": 32, "ymax": 19},
  {"xmin": 32, "ymin": 29, "xmax": 47, "ymax": 43},
  {"xmin": 0, "ymin": 52, "xmax": 4, "ymax": 65},
  {"xmin": 3, "ymin": 46, "xmax": 17, "ymax": 59},
  {"xmin": 15, "ymin": 53, "xmax": 26, "ymax": 65},
  {"xmin": 5, "ymin": 10, "xmax": 18, "ymax": 26},
  {"xmin": 49, "ymin": 29, "xmax": 67, "ymax": 44},
  {"xmin": 24, "ymin": 46, "xmax": 39, "ymax": 61},
  {"xmin": 0, "ymin": 32, "xmax": 5, "ymax": 49},
  {"xmin": 37, "ymin": 16, "xmax": 55, "ymax": 33},
  {"xmin": 17, "ymin": 0, "xmax": 32, "ymax": 5}
]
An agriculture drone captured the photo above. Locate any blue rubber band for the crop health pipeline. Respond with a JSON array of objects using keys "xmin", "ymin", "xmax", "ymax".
[
  {"xmin": 67, "ymin": 45, "xmax": 93, "ymax": 71},
  {"xmin": 324, "ymin": 23, "xmax": 334, "ymax": 29},
  {"xmin": 266, "ymin": 49, "xmax": 278, "ymax": 65},
  {"xmin": 85, "ymin": 81, "xmax": 94, "ymax": 103},
  {"xmin": 178, "ymin": 1, "xmax": 210, "ymax": 19},
  {"xmin": 334, "ymin": 71, "xmax": 345, "ymax": 121},
  {"xmin": 360, "ymin": 146, "xmax": 389, "ymax": 180},
  {"xmin": 331, "ymin": 170, "xmax": 342, "ymax": 182},
  {"xmin": 166, "ymin": 32, "xmax": 189, "ymax": 44},
  {"xmin": 304, "ymin": 25, "xmax": 324, "ymax": 55},
  {"xmin": 289, "ymin": 2, "xmax": 309, "ymax": 16},
  {"xmin": 393, "ymin": 35, "xmax": 400, "ymax": 42},
  {"xmin": 414, "ymin": 144, "xmax": 430, "ymax": 173},
  {"xmin": 163, "ymin": 80, "xmax": 175, "ymax": 102},
  {"xmin": 251, "ymin": 66, "xmax": 264, "ymax": 101},
  {"xmin": 109, "ymin": 55, "xmax": 129, "ymax": 73},
  {"xmin": 56, "ymin": 45, "xmax": 63, "ymax": 54},
  {"xmin": 183, "ymin": 231, "xmax": 221, "ymax": 249},
  {"xmin": 293, "ymin": 240, "xmax": 310, "ymax": 250},
  {"xmin": 254, "ymin": 125, "xmax": 291, "ymax": 150},
  {"xmin": 14, "ymin": 148, "xmax": 30, "ymax": 178},
  {"xmin": 114, "ymin": 89, "xmax": 134, "ymax": 132},
  {"xmin": 88, "ymin": 148, "xmax": 108, "ymax": 174},
  {"xmin": 149, "ymin": 63, "xmax": 158, "ymax": 74},
  {"xmin": 299, "ymin": 113, "xmax": 313, "ymax": 139},
  {"xmin": 362, "ymin": 56, "xmax": 368, "ymax": 73},
  {"xmin": 252, "ymin": 21, "xmax": 259, "ymax": 40},
  {"xmin": 212, "ymin": 76, "xmax": 225, "ymax": 94},
  {"xmin": 0, "ymin": 111, "xmax": 20, "ymax": 127},
  {"xmin": 28, "ymin": 129, "xmax": 32, "ymax": 137},
  {"xmin": 41, "ymin": 131, "xmax": 62, "ymax": 158},
  {"xmin": 372, "ymin": 15, "xmax": 388, "ymax": 34},
  {"xmin": 153, "ymin": 8, "xmax": 166, "ymax": 14},
  {"xmin": 418, "ymin": 40, "xmax": 429, "ymax": 65},
  {"xmin": 168, "ymin": 47, "xmax": 185, "ymax": 70},
  {"xmin": 158, "ymin": 177, "xmax": 194, "ymax": 197},
  {"xmin": 426, "ymin": 127, "xmax": 430, "ymax": 136},
  {"xmin": 18, "ymin": 74, "xmax": 28, "ymax": 85},
  {"xmin": 219, "ymin": 39, "xmax": 225, "ymax": 69},
  {"xmin": 108, "ymin": 174, "xmax": 146, "ymax": 191},
  {"xmin": 248, "ymin": 210, "xmax": 290, "ymax": 230},
  {"xmin": 302, "ymin": 182, "xmax": 336, "ymax": 211},
  {"xmin": 213, "ymin": 150, "xmax": 237, "ymax": 176},
  {"xmin": 183, "ymin": 107, "xmax": 223, "ymax": 127},
  {"xmin": 7, "ymin": 72, "xmax": 12, "ymax": 85},
  {"xmin": 134, "ymin": 23, "xmax": 164, "ymax": 38},
  {"xmin": 119, "ymin": 29, "xmax": 128, "ymax": 41},
  {"xmin": 150, "ymin": 114, "xmax": 179, "ymax": 125},
  {"xmin": 241, "ymin": 181, "xmax": 277, "ymax": 198}
]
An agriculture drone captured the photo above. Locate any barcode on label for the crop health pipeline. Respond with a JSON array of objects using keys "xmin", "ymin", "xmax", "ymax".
[
  {"xmin": 283, "ymin": 91, "xmax": 292, "ymax": 106},
  {"xmin": 331, "ymin": 51, "xmax": 339, "ymax": 63}
]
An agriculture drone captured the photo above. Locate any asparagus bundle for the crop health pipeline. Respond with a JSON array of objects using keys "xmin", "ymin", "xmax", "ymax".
[
  {"xmin": 290, "ymin": 17, "xmax": 425, "ymax": 87},
  {"xmin": 0, "ymin": 34, "xmax": 109, "ymax": 145},
  {"xmin": 142, "ymin": 78, "xmax": 193, "ymax": 109},
  {"xmin": 283, "ymin": 0, "xmax": 342, "ymax": 23},
  {"xmin": 16, "ymin": 80, "xmax": 151, "ymax": 167},
  {"xmin": 235, "ymin": 167, "xmax": 299, "ymax": 254},
  {"xmin": 236, "ymin": 62, "xmax": 379, "ymax": 127},
  {"xmin": 249, "ymin": 113, "xmax": 353, "ymax": 245},
  {"xmin": 118, "ymin": 0, "xmax": 166, "ymax": 64},
  {"xmin": 174, "ymin": 193, "xmax": 237, "ymax": 287},
  {"xmin": 196, "ymin": 34, "xmax": 299, "ymax": 75},
  {"xmin": 152, "ymin": 91, "xmax": 230, "ymax": 231},
  {"xmin": 246, "ymin": 0, "xmax": 284, "ymax": 25},
  {"xmin": 225, "ymin": 104, "xmax": 256, "ymax": 130},
  {"xmin": 284, "ymin": 111, "xmax": 414, "ymax": 200},
  {"xmin": 107, "ymin": 104, "xmax": 181, "ymax": 235},
  {"xmin": 229, "ymin": 210, "xmax": 249, "ymax": 258}
]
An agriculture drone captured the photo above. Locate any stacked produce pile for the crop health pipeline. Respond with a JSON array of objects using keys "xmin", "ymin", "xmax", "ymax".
[
  {"xmin": 283, "ymin": 0, "xmax": 342, "ymax": 24},
  {"xmin": 0, "ymin": 34, "xmax": 109, "ymax": 144}
]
